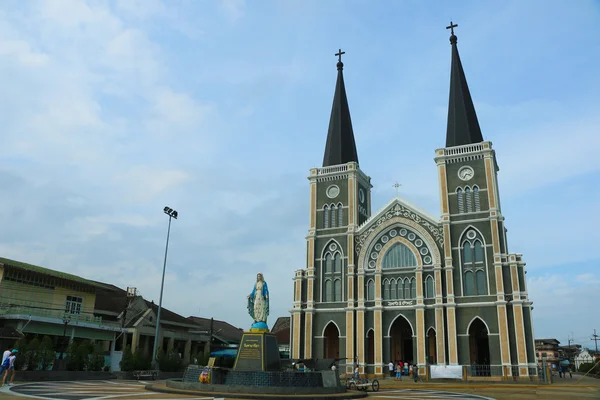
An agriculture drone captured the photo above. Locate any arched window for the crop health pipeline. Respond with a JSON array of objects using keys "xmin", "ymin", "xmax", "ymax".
[
  {"xmin": 331, "ymin": 204, "xmax": 336, "ymax": 227},
  {"xmin": 390, "ymin": 279, "xmax": 397, "ymax": 300},
  {"xmin": 382, "ymin": 242, "xmax": 417, "ymax": 269},
  {"xmin": 334, "ymin": 279, "xmax": 342, "ymax": 301},
  {"xmin": 464, "ymin": 271, "xmax": 474, "ymax": 296},
  {"xmin": 323, "ymin": 205, "xmax": 329, "ymax": 228},
  {"xmin": 337, "ymin": 203, "xmax": 343, "ymax": 227},
  {"xmin": 411, "ymin": 278, "xmax": 417, "ymax": 299},
  {"xmin": 457, "ymin": 188, "xmax": 464, "ymax": 213},
  {"xmin": 465, "ymin": 187, "xmax": 472, "ymax": 213},
  {"xmin": 383, "ymin": 279, "xmax": 390, "ymax": 300},
  {"xmin": 473, "ymin": 186, "xmax": 480, "ymax": 211},
  {"xmin": 324, "ymin": 254, "xmax": 332, "ymax": 274},
  {"xmin": 463, "ymin": 243, "xmax": 473, "ymax": 263},
  {"xmin": 334, "ymin": 253, "xmax": 342, "ymax": 272},
  {"xmin": 404, "ymin": 279, "xmax": 411, "ymax": 299},
  {"xmin": 476, "ymin": 270, "xmax": 487, "ymax": 295},
  {"xmin": 474, "ymin": 240, "xmax": 484, "ymax": 263},
  {"xmin": 325, "ymin": 279, "xmax": 333, "ymax": 301},
  {"xmin": 425, "ymin": 276, "xmax": 434, "ymax": 298},
  {"xmin": 367, "ymin": 279, "xmax": 375, "ymax": 301},
  {"xmin": 397, "ymin": 279, "xmax": 404, "ymax": 299}
]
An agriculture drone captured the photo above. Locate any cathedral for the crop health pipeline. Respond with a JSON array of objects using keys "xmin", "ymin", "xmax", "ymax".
[{"xmin": 289, "ymin": 28, "xmax": 537, "ymax": 379}]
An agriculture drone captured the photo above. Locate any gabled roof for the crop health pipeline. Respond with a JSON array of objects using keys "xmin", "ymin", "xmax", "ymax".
[
  {"xmin": 0, "ymin": 257, "xmax": 112, "ymax": 289},
  {"xmin": 187, "ymin": 316, "xmax": 243, "ymax": 343},
  {"xmin": 271, "ymin": 317, "xmax": 290, "ymax": 333},
  {"xmin": 357, "ymin": 197, "xmax": 440, "ymax": 233},
  {"xmin": 322, "ymin": 55, "xmax": 359, "ymax": 167},
  {"xmin": 445, "ymin": 32, "xmax": 484, "ymax": 147}
]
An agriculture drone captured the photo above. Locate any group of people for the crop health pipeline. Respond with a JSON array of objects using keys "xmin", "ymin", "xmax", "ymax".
[
  {"xmin": 388, "ymin": 360, "xmax": 419, "ymax": 382},
  {"xmin": 1, "ymin": 346, "xmax": 18, "ymax": 386}
]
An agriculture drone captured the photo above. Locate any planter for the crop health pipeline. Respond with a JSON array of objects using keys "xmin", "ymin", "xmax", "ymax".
[{"xmin": 115, "ymin": 371, "xmax": 183, "ymax": 380}]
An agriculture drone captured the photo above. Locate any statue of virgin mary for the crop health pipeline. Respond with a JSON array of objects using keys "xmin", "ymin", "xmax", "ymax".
[{"xmin": 247, "ymin": 272, "xmax": 269, "ymax": 326}]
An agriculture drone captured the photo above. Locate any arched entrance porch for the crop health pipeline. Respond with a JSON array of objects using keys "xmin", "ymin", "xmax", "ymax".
[
  {"xmin": 323, "ymin": 322, "xmax": 340, "ymax": 359},
  {"xmin": 389, "ymin": 315, "xmax": 414, "ymax": 364}
]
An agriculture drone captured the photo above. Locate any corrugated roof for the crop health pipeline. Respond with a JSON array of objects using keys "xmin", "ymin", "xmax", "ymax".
[{"xmin": 0, "ymin": 257, "xmax": 112, "ymax": 289}]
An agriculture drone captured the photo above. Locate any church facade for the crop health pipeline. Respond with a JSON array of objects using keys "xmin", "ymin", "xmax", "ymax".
[{"xmin": 289, "ymin": 31, "xmax": 537, "ymax": 379}]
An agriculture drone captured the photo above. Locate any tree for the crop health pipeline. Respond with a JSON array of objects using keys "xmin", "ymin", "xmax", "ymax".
[
  {"xmin": 38, "ymin": 336, "xmax": 56, "ymax": 371},
  {"xmin": 14, "ymin": 337, "xmax": 28, "ymax": 371},
  {"xmin": 133, "ymin": 348, "xmax": 151, "ymax": 371},
  {"xmin": 86, "ymin": 344, "xmax": 105, "ymax": 372}
]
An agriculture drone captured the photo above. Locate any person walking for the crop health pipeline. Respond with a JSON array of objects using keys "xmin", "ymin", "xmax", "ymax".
[
  {"xmin": 1, "ymin": 349, "xmax": 18, "ymax": 386},
  {"xmin": 395, "ymin": 362, "xmax": 402, "ymax": 381},
  {"xmin": 388, "ymin": 361, "xmax": 394, "ymax": 378},
  {"xmin": 413, "ymin": 364, "xmax": 419, "ymax": 383}
]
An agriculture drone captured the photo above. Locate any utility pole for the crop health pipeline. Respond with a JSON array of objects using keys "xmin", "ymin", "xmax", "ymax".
[
  {"xmin": 208, "ymin": 317, "xmax": 214, "ymax": 354},
  {"xmin": 591, "ymin": 329, "xmax": 600, "ymax": 353}
]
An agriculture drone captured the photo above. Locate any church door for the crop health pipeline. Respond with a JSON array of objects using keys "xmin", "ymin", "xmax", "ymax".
[
  {"xmin": 366, "ymin": 330, "xmax": 375, "ymax": 366},
  {"xmin": 469, "ymin": 318, "xmax": 491, "ymax": 375},
  {"xmin": 427, "ymin": 328, "xmax": 437, "ymax": 364},
  {"xmin": 390, "ymin": 315, "xmax": 414, "ymax": 363},
  {"xmin": 323, "ymin": 323, "xmax": 340, "ymax": 359}
]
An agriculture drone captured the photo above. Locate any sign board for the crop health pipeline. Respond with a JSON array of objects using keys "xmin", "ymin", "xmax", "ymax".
[
  {"xmin": 430, "ymin": 365, "xmax": 463, "ymax": 379},
  {"xmin": 386, "ymin": 300, "xmax": 414, "ymax": 306},
  {"xmin": 207, "ymin": 357, "xmax": 216, "ymax": 367}
]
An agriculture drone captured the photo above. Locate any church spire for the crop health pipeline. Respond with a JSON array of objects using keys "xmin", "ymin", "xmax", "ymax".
[
  {"xmin": 322, "ymin": 49, "xmax": 359, "ymax": 167},
  {"xmin": 445, "ymin": 22, "xmax": 484, "ymax": 148}
]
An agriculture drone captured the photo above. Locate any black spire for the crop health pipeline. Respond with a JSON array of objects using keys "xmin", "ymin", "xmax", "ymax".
[
  {"xmin": 445, "ymin": 22, "xmax": 484, "ymax": 148},
  {"xmin": 322, "ymin": 49, "xmax": 359, "ymax": 167}
]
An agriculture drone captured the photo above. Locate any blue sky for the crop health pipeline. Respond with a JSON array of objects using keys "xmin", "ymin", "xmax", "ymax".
[{"xmin": 0, "ymin": 0, "xmax": 599, "ymax": 349}]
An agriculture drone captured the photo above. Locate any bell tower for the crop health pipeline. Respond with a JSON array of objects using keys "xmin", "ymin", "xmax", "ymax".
[
  {"xmin": 435, "ymin": 23, "xmax": 535, "ymax": 376},
  {"xmin": 290, "ymin": 50, "xmax": 372, "ymax": 364}
]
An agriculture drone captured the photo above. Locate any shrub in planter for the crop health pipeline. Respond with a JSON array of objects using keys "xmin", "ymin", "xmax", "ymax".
[
  {"xmin": 133, "ymin": 349, "xmax": 151, "ymax": 371},
  {"xmin": 38, "ymin": 336, "xmax": 56, "ymax": 371},
  {"xmin": 120, "ymin": 346, "xmax": 135, "ymax": 372},
  {"xmin": 579, "ymin": 362, "xmax": 596, "ymax": 373},
  {"xmin": 14, "ymin": 337, "xmax": 28, "ymax": 371},
  {"xmin": 66, "ymin": 342, "xmax": 89, "ymax": 371}
]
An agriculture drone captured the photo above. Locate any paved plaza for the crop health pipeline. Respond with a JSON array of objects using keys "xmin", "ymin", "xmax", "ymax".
[{"xmin": 0, "ymin": 376, "xmax": 598, "ymax": 400}]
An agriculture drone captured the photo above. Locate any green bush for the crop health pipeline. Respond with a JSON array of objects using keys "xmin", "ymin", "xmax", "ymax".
[
  {"xmin": 38, "ymin": 336, "xmax": 56, "ymax": 370},
  {"xmin": 86, "ymin": 344, "xmax": 105, "ymax": 372},
  {"xmin": 119, "ymin": 345, "xmax": 135, "ymax": 372},
  {"xmin": 133, "ymin": 348, "xmax": 151, "ymax": 371},
  {"xmin": 24, "ymin": 338, "xmax": 41, "ymax": 371},
  {"xmin": 157, "ymin": 349, "xmax": 182, "ymax": 372},
  {"xmin": 66, "ymin": 342, "xmax": 90, "ymax": 371},
  {"xmin": 579, "ymin": 362, "xmax": 600, "ymax": 374}
]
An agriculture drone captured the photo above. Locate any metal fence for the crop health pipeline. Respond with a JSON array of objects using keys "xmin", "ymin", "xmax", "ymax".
[{"xmin": 467, "ymin": 364, "xmax": 503, "ymax": 377}]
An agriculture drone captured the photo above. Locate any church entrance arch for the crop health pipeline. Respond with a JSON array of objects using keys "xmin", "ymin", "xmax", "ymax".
[
  {"xmin": 323, "ymin": 322, "xmax": 340, "ymax": 359},
  {"xmin": 389, "ymin": 315, "xmax": 414, "ymax": 364},
  {"xmin": 468, "ymin": 318, "xmax": 491, "ymax": 375}
]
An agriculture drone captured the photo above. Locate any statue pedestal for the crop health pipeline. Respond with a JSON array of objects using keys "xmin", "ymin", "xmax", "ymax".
[{"xmin": 234, "ymin": 331, "xmax": 281, "ymax": 371}]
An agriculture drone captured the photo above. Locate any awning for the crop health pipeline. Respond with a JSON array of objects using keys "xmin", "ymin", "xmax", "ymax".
[{"xmin": 0, "ymin": 326, "xmax": 24, "ymax": 340}]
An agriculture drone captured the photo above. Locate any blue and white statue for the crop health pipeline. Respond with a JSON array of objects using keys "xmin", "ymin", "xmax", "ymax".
[{"xmin": 247, "ymin": 272, "xmax": 269, "ymax": 331}]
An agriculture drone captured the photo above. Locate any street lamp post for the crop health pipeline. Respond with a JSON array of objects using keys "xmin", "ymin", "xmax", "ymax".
[{"xmin": 152, "ymin": 206, "xmax": 178, "ymax": 367}]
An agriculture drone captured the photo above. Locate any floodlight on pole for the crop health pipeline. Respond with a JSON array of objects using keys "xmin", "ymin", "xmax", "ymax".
[{"xmin": 152, "ymin": 206, "xmax": 178, "ymax": 367}]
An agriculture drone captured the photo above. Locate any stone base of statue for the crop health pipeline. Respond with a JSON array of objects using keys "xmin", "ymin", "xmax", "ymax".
[{"xmin": 233, "ymin": 329, "xmax": 281, "ymax": 371}]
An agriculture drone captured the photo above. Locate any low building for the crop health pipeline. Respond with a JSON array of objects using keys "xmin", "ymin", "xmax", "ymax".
[
  {"xmin": 575, "ymin": 350, "xmax": 595, "ymax": 370},
  {"xmin": 535, "ymin": 338, "xmax": 560, "ymax": 369},
  {"xmin": 271, "ymin": 317, "xmax": 290, "ymax": 358},
  {"xmin": 187, "ymin": 316, "xmax": 243, "ymax": 349}
]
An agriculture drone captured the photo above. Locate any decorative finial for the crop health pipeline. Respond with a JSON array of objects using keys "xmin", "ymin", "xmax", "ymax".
[
  {"xmin": 335, "ymin": 48, "xmax": 345, "ymax": 70},
  {"xmin": 393, "ymin": 182, "xmax": 402, "ymax": 198},
  {"xmin": 446, "ymin": 21, "xmax": 458, "ymax": 44}
]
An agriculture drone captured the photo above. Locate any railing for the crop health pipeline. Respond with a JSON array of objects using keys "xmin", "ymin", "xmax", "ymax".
[
  {"xmin": 444, "ymin": 143, "xmax": 485, "ymax": 156},
  {"xmin": 467, "ymin": 364, "xmax": 503, "ymax": 377},
  {"xmin": 0, "ymin": 304, "xmax": 103, "ymax": 325},
  {"xmin": 511, "ymin": 366, "xmax": 520, "ymax": 378},
  {"xmin": 529, "ymin": 367, "xmax": 539, "ymax": 377},
  {"xmin": 316, "ymin": 165, "xmax": 348, "ymax": 175}
]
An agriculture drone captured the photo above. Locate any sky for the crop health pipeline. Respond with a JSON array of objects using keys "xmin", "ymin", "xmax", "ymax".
[{"xmin": 0, "ymin": 0, "xmax": 599, "ymax": 350}]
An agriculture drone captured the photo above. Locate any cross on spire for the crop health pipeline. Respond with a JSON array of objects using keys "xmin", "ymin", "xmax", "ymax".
[
  {"xmin": 446, "ymin": 21, "xmax": 458, "ymax": 35},
  {"xmin": 393, "ymin": 182, "xmax": 402, "ymax": 197},
  {"xmin": 335, "ymin": 49, "xmax": 345, "ymax": 63}
]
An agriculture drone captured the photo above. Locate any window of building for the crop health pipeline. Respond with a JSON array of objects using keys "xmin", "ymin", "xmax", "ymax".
[
  {"xmin": 383, "ymin": 279, "xmax": 390, "ymax": 300},
  {"xmin": 65, "ymin": 296, "xmax": 83, "ymax": 315},
  {"xmin": 334, "ymin": 279, "xmax": 341, "ymax": 302},
  {"xmin": 464, "ymin": 271, "xmax": 474, "ymax": 296},
  {"xmin": 337, "ymin": 203, "xmax": 343, "ymax": 227},
  {"xmin": 390, "ymin": 279, "xmax": 397, "ymax": 300},
  {"xmin": 324, "ymin": 254, "xmax": 332, "ymax": 274},
  {"xmin": 476, "ymin": 270, "xmax": 487, "ymax": 295},
  {"xmin": 473, "ymin": 186, "xmax": 480, "ymax": 211},
  {"xmin": 397, "ymin": 279, "xmax": 404, "ymax": 299},
  {"xmin": 382, "ymin": 242, "xmax": 417, "ymax": 269},
  {"xmin": 457, "ymin": 188, "xmax": 464, "ymax": 213},
  {"xmin": 462, "ymin": 231, "xmax": 488, "ymax": 296},
  {"xmin": 411, "ymin": 278, "xmax": 417, "ymax": 299},
  {"xmin": 331, "ymin": 204, "xmax": 336, "ymax": 227},
  {"xmin": 325, "ymin": 279, "xmax": 332, "ymax": 302},
  {"xmin": 367, "ymin": 279, "xmax": 375, "ymax": 301},
  {"xmin": 465, "ymin": 187, "xmax": 472, "ymax": 213},
  {"xmin": 334, "ymin": 253, "xmax": 341, "ymax": 273},
  {"xmin": 425, "ymin": 276, "xmax": 434, "ymax": 298},
  {"xmin": 323, "ymin": 205, "xmax": 329, "ymax": 228}
]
